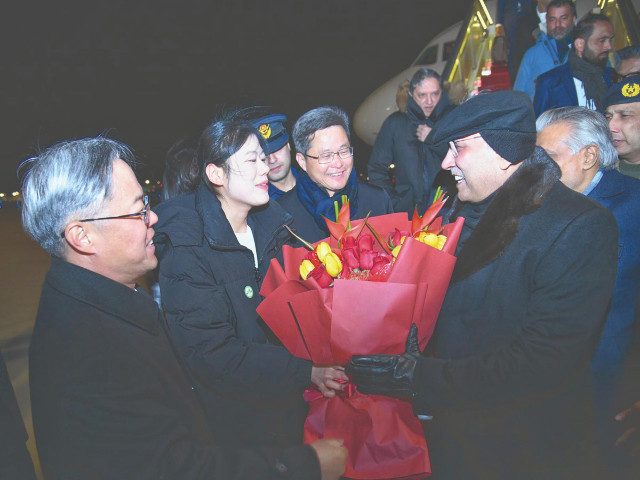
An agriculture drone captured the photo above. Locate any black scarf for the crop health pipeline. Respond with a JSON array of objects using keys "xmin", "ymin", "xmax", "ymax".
[
  {"xmin": 555, "ymin": 36, "xmax": 571, "ymax": 62},
  {"xmin": 446, "ymin": 191, "xmax": 497, "ymax": 255},
  {"xmin": 568, "ymin": 49, "xmax": 607, "ymax": 111},
  {"xmin": 295, "ymin": 170, "xmax": 359, "ymax": 232}
]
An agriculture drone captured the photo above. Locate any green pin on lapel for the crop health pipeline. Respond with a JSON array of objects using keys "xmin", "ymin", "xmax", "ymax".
[{"xmin": 244, "ymin": 286, "xmax": 254, "ymax": 298}]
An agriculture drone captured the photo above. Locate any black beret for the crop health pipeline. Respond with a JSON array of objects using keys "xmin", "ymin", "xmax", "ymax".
[
  {"xmin": 430, "ymin": 90, "xmax": 537, "ymax": 163},
  {"xmin": 250, "ymin": 113, "xmax": 290, "ymax": 154},
  {"xmin": 603, "ymin": 75, "xmax": 640, "ymax": 108}
]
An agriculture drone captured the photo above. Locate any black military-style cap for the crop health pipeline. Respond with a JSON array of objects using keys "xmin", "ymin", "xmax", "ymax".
[
  {"xmin": 250, "ymin": 113, "xmax": 289, "ymax": 155},
  {"xmin": 603, "ymin": 74, "xmax": 640, "ymax": 108}
]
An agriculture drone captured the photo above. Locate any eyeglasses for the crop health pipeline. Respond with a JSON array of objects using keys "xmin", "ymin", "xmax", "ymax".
[
  {"xmin": 448, "ymin": 134, "xmax": 482, "ymax": 158},
  {"xmin": 61, "ymin": 195, "xmax": 150, "ymax": 238},
  {"xmin": 304, "ymin": 146, "xmax": 353, "ymax": 164}
]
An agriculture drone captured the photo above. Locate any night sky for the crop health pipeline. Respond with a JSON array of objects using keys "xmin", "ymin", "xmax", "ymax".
[{"xmin": 0, "ymin": 0, "xmax": 468, "ymax": 193}]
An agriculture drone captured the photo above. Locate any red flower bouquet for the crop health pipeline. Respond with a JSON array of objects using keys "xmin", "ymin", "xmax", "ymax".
[{"xmin": 258, "ymin": 197, "xmax": 464, "ymax": 479}]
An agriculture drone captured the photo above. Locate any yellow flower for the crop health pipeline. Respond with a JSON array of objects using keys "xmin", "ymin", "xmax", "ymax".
[
  {"xmin": 419, "ymin": 232, "xmax": 439, "ymax": 248},
  {"xmin": 392, "ymin": 244, "xmax": 402, "ymax": 258},
  {"xmin": 300, "ymin": 260, "xmax": 315, "ymax": 280},
  {"xmin": 315, "ymin": 242, "xmax": 332, "ymax": 262},
  {"xmin": 323, "ymin": 252, "xmax": 343, "ymax": 277},
  {"xmin": 436, "ymin": 235, "xmax": 447, "ymax": 250}
]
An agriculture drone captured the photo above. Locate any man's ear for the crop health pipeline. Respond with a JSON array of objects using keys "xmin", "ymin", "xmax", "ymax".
[
  {"xmin": 296, "ymin": 152, "xmax": 308, "ymax": 172},
  {"xmin": 498, "ymin": 156, "xmax": 516, "ymax": 171},
  {"xmin": 205, "ymin": 163, "xmax": 225, "ymax": 187},
  {"xmin": 63, "ymin": 223, "xmax": 96, "ymax": 255},
  {"xmin": 582, "ymin": 144, "xmax": 599, "ymax": 170},
  {"xmin": 574, "ymin": 37, "xmax": 585, "ymax": 57}
]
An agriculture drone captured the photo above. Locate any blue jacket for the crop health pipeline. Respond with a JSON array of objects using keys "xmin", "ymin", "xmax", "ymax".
[
  {"xmin": 533, "ymin": 62, "xmax": 614, "ymax": 116},
  {"xmin": 588, "ymin": 169, "xmax": 640, "ymax": 374},
  {"xmin": 513, "ymin": 31, "xmax": 569, "ymax": 100}
]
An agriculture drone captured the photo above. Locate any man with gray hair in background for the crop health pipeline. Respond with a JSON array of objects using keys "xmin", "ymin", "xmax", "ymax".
[
  {"xmin": 537, "ymin": 107, "xmax": 640, "ymax": 477},
  {"xmin": 21, "ymin": 137, "xmax": 346, "ymax": 480}
]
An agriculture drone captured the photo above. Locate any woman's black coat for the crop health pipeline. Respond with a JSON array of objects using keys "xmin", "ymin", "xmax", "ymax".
[{"xmin": 154, "ymin": 184, "xmax": 312, "ymax": 448}]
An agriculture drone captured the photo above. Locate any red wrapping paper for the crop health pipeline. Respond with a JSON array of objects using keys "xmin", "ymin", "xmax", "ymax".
[{"xmin": 258, "ymin": 212, "xmax": 464, "ymax": 479}]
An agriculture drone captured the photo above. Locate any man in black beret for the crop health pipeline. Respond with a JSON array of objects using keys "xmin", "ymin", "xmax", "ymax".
[
  {"xmin": 347, "ymin": 90, "xmax": 618, "ymax": 479},
  {"xmin": 604, "ymin": 74, "xmax": 640, "ymax": 179}
]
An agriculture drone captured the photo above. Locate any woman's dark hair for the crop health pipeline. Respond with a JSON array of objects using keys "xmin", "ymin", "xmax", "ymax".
[
  {"xmin": 162, "ymin": 138, "xmax": 199, "ymax": 200},
  {"xmin": 197, "ymin": 110, "xmax": 263, "ymax": 193},
  {"xmin": 409, "ymin": 68, "xmax": 443, "ymax": 93}
]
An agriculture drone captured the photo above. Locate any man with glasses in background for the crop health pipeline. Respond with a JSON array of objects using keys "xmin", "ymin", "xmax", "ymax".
[
  {"xmin": 278, "ymin": 106, "xmax": 392, "ymax": 242},
  {"xmin": 21, "ymin": 137, "xmax": 347, "ymax": 480}
]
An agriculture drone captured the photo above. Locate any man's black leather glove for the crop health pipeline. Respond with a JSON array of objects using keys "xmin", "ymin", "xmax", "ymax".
[{"xmin": 346, "ymin": 324, "xmax": 421, "ymax": 400}]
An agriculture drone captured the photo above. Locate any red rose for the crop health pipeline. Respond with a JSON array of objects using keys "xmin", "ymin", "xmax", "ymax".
[
  {"xmin": 342, "ymin": 236, "xmax": 357, "ymax": 249},
  {"xmin": 357, "ymin": 234, "xmax": 374, "ymax": 252},
  {"xmin": 373, "ymin": 253, "xmax": 392, "ymax": 266},
  {"xmin": 308, "ymin": 264, "xmax": 333, "ymax": 288},
  {"xmin": 305, "ymin": 249, "xmax": 322, "ymax": 267},
  {"xmin": 359, "ymin": 250, "xmax": 376, "ymax": 270},
  {"xmin": 390, "ymin": 228, "xmax": 410, "ymax": 248},
  {"xmin": 340, "ymin": 263, "xmax": 352, "ymax": 279},
  {"xmin": 342, "ymin": 247, "xmax": 360, "ymax": 269},
  {"xmin": 369, "ymin": 262, "xmax": 393, "ymax": 281}
]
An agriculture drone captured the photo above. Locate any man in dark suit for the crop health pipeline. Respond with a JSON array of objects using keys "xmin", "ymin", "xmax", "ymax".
[
  {"xmin": 534, "ymin": 12, "xmax": 615, "ymax": 116},
  {"xmin": 536, "ymin": 106, "xmax": 640, "ymax": 475},
  {"xmin": 347, "ymin": 91, "xmax": 618, "ymax": 479},
  {"xmin": 20, "ymin": 137, "xmax": 346, "ymax": 480}
]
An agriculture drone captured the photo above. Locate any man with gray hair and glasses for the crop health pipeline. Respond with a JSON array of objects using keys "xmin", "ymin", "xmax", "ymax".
[
  {"xmin": 21, "ymin": 137, "xmax": 346, "ymax": 480},
  {"xmin": 537, "ymin": 106, "xmax": 640, "ymax": 477},
  {"xmin": 278, "ymin": 106, "xmax": 392, "ymax": 242}
]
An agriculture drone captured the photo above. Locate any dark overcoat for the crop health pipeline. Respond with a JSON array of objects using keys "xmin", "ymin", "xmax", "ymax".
[
  {"xmin": 277, "ymin": 181, "xmax": 393, "ymax": 243},
  {"xmin": 367, "ymin": 95, "xmax": 453, "ymax": 214},
  {"xmin": 154, "ymin": 184, "xmax": 313, "ymax": 448},
  {"xmin": 533, "ymin": 62, "xmax": 614, "ymax": 116},
  {"xmin": 412, "ymin": 149, "xmax": 619, "ymax": 479},
  {"xmin": 587, "ymin": 169, "xmax": 640, "ymax": 466},
  {"xmin": 30, "ymin": 257, "xmax": 319, "ymax": 479},
  {"xmin": 588, "ymin": 169, "xmax": 640, "ymax": 373}
]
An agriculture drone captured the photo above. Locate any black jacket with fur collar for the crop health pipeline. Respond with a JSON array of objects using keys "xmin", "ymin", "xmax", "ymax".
[{"xmin": 414, "ymin": 148, "xmax": 619, "ymax": 479}]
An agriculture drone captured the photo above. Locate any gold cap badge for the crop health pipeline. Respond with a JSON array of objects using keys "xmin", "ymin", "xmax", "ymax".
[
  {"xmin": 258, "ymin": 123, "xmax": 272, "ymax": 139},
  {"xmin": 622, "ymin": 82, "xmax": 640, "ymax": 98}
]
